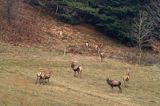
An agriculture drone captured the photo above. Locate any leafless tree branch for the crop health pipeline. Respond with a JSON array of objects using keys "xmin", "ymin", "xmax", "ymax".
[{"xmin": 131, "ymin": 10, "xmax": 154, "ymax": 64}]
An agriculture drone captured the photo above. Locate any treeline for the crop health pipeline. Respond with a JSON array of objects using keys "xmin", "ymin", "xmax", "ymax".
[{"xmin": 25, "ymin": 0, "xmax": 158, "ymax": 46}]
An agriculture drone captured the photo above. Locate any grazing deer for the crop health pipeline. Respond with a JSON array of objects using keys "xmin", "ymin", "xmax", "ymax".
[
  {"xmin": 35, "ymin": 70, "xmax": 52, "ymax": 85},
  {"xmin": 106, "ymin": 78, "xmax": 122, "ymax": 93},
  {"xmin": 71, "ymin": 61, "xmax": 82, "ymax": 78}
]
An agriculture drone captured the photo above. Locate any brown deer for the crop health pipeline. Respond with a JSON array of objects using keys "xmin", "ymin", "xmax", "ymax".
[
  {"xmin": 71, "ymin": 61, "xmax": 82, "ymax": 78},
  {"xmin": 106, "ymin": 78, "xmax": 122, "ymax": 93},
  {"xmin": 100, "ymin": 52, "xmax": 106, "ymax": 62},
  {"xmin": 97, "ymin": 43, "xmax": 103, "ymax": 54},
  {"xmin": 35, "ymin": 70, "xmax": 52, "ymax": 85},
  {"xmin": 123, "ymin": 70, "xmax": 130, "ymax": 87}
]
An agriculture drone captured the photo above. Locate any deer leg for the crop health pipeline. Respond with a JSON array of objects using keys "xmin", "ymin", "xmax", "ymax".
[
  {"xmin": 77, "ymin": 71, "xmax": 79, "ymax": 77},
  {"xmin": 97, "ymin": 48, "xmax": 100, "ymax": 54},
  {"xmin": 77, "ymin": 69, "xmax": 81, "ymax": 78},
  {"xmin": 44, "ymin": 79, "xmax": 46, "ymax": 83},
  {"xmin": 39, "ymin": 78, "xmax": 44, "ymax": 85},
  {"xmin": 39, "ymin": 78, "xmax": 42, "ymax": 85},
  {"xmin": 76, "ymin": 71, "xmax": 78, "ymax": 77},
  {"xmin": 118, "ymin": 86, "xmax": 122, "ymax": 93},
  {"xmin": 125, "ymin": 81, "xmax": 128, "ymax": 87},
  {"xmin": 42, "ymin": 79, "xmax": 45, "ymax": 85},
  {"xmin": 78, "ymin": 71, "xmax": 80, "ymax": 77},
  {"xmin": 35, "ymin": 76, "xmax": 39, "ymax": 84},
  {"xmin": 74, "ymin": 71, "xmax": 76, "ymax": 77},
  {"xmin": 126, "ymin": 81, "xmax": 129, "ymax": 87},
  {"xmin": 124, "ymin": 80, "xmax": 126, "ymax": 87},
  {"xmin": 78, "ymin": 70, "xmax": 82, "ymax": 78},
  {"xmin": 124, "ymin": 80, "xmax": 128, "ymax": 87},
  {"xmin": 47, "ymin": 78, "xmax": 50, "ymax": 84},
  {"xmin": 44, "ymin": 78, "xmax": 48, "ymax": 83},
  {"xmin": 79, "ymin": 70, "xmax": 82, "ymax": 78}
]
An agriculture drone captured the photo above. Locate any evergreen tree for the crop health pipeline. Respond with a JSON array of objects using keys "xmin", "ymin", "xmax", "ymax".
[{"xmin": 26, "ymin": 0, "xmax": 150, "ymax": 45}]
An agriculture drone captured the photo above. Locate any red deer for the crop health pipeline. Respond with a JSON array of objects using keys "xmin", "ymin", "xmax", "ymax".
[
  {"xmin": 106, "ymin": 78, "xmax": 122, "ymax": 93},
  {"xmin": 123, "ymin": 70, "xmax": 130, "ymax": 87},
  {"xmin": 96, "ymin": 43, "xmax": 103, "ymax": 54},
  {"xmin": 35, "ymin": 70, "xmax": 52, "ymax": 85},
  {"xmin": 71, "ymin": 61, "xmax": 82, "ymax": 78}
]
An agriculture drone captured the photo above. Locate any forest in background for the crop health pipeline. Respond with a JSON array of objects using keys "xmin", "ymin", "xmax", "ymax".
[{"xmin": 24, "ymin": 0, "xmax": 160, "ymax": 46}]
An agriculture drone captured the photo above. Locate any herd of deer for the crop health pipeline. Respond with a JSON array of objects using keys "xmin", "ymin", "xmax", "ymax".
[{"xmin": 35, "ymin": 42, "xmax": 131, "ymax": 93}]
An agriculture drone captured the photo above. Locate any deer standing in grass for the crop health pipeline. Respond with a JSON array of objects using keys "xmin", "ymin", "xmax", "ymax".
[
  {"xmin": 106, "ymin": 78, "xmax": 122, "ymax": 93},
  {"xmin": 100, "ymin": 52, "xmax": 106, "ymax": 62},
  {"xmin": 35, "ymin": 70, "xmax": 52, "ymax": 85},
  {"xmin": 123, "ymin": 69, "xmax": 130, "ymax": 87},
  {"xmin": 71, "ymin": 61, "xmax": 82, "ymax": 78},
  {"xmin": 96, "ymin": 43, "xmax": 103, "ymax": 54}
]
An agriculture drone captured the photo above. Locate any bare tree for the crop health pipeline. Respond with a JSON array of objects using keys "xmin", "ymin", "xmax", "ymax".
[
  {"xmin": 146, "ymin": 0, "xmax": 160, "ymax": 40},
  {"xmin": 131, "ymin": 10, "xmax": 154, "ymax": 64}
]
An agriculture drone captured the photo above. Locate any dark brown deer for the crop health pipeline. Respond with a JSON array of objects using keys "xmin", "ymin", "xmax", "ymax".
[
  {"xmin": 71, "ymin": 61, "xmax": 82, "ymax": 78},
  {"xmin": 106, "ymin": 78, "xmax": 122, "ymax": 93}
]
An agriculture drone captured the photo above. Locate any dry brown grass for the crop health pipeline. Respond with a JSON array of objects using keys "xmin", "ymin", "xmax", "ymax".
[
  {"xmin": 0, "ymin": 43, "xmax": 160, "ymax": 106},
  {"xmin": 0, "ymin": 1, "xmax": 160, "ymax": 105}
]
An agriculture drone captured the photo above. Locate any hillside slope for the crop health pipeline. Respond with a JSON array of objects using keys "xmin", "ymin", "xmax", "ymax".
[
  {"xmin": 0, "ymin": 1, "xmax": 160, "ymax": 106},
  {"xmin": 0, "ymin": 0, "xmax": 128, "ymax": 56}
]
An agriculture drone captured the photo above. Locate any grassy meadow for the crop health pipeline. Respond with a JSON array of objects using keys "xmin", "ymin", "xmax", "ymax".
[{"xmin": 0, "ymin": 43, "xmax": 160, "ymax": 106}]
